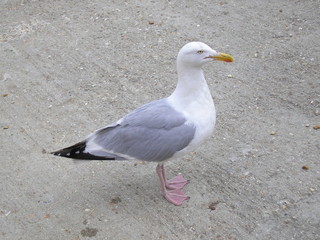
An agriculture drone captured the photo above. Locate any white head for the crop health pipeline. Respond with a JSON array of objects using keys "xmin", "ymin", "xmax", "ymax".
[{"xmin": 177, "ymin": 42, "xmax": 233, "ymax": 69}]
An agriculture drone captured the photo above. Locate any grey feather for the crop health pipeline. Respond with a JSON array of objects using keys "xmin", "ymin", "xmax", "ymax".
[{"xmin": 86, "ymin": 98, "xmax": 196, "ymax": 162}]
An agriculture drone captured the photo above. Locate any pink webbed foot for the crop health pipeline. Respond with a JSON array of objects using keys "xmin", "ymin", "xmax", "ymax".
[
  {"xmin": 156, "ymin": 164, "xmax": 190, "ymax": 206},
  {"xmin": 165, "ymin": 175, "xmax": 190, "ymax": 190},
  {"xmin": 163, "ymin": 189, "xmax": 190, "ymax": 206}
]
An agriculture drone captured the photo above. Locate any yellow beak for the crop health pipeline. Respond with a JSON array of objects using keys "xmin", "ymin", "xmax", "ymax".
[{"xmin": 206, "ymin": 53, "xmax": 233, "ymax": 62}]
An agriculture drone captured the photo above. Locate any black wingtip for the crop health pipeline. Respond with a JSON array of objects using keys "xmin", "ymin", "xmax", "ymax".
[
  {"xmin": 51, "ymin": 141, "xmax": 116, "ymax": 160},
  {"xmin": 51, "ymin": 141, "xmax": 85, "ymax": 158}
]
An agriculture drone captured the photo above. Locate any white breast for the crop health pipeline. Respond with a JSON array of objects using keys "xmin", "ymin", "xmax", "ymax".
[
  {"xmin": 185, "ymin": 90, "xmax": 216, "ymax": 146},
  {"xmin": 167, "ymin": 83, "xmax": 216, "ymax": 158}
]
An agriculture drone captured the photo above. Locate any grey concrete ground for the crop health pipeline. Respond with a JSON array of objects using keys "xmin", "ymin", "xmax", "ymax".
[{"xmin": 1, "ymin": 0, "xmax": 319, "ymax": 239}]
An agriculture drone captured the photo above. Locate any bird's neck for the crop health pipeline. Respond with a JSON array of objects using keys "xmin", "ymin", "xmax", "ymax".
[{"xmin": 169, "ymin": 65, "xmax": 211, "ymax": 103}]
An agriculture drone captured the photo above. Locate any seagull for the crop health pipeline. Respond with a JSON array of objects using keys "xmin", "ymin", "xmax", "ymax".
[{"xmin": 51, "ymin": 42, "xmax": 233, "ymax": 206}]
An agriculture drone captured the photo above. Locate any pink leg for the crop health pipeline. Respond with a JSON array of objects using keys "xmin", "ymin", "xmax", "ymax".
[
  {"xmin": 156, "ymin": 164, "xmax": 190, "ymax": 206},
  {"xmin": 161, "ymin": 165, "xmax": 190, "ymax": 190}
]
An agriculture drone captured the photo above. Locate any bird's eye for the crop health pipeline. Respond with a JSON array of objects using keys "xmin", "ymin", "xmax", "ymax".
[{"xmin": 197, "ymin": 50, "xmax": 204, "ymax": 54}]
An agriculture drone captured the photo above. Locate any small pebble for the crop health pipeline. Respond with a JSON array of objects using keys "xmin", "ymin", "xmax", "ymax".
[
  {"xmin": 209, "ymin": 201, "xmax": 219, "ymax": 210},
  {"xmin": 110, "ymin": 197, "xmax": 122, "ymax": 204},
  {"xmin": 227, "ymin": 74, "xmax": 233, "ymax": 78},
  {"xmin": 270, "ymin": 131, "xmax": 277, "ymax": 135}
]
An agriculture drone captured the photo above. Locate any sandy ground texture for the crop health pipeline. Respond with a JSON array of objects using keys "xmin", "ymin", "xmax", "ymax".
[{"xmin": 1, "ymin": 0, "xmax": 319, "ymax": 239}]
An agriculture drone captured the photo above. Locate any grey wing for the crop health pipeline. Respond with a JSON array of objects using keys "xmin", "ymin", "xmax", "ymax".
[{"xmin": 85, "ymin": 99, "xmax": 196, "ymax": 162}]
